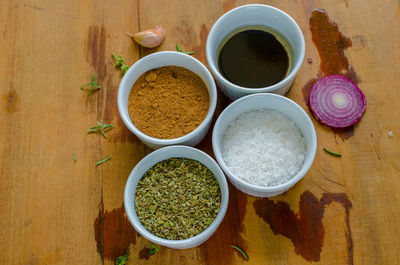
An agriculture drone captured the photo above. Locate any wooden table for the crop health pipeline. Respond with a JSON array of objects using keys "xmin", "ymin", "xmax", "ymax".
[{"xmin": 1, "ymin": 0, "xmax": 399, "ymax": 264}]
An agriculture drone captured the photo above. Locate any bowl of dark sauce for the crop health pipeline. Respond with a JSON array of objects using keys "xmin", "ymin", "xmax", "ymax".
[{"xmin": 206, "ymin": 4, "xmax": 305, "ymax": 100}]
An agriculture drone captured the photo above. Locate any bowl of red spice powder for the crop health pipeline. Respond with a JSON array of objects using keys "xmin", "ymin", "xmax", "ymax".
[{"xmin": 118, "ymin": 51, "xmax": 217, "ymax": 149}]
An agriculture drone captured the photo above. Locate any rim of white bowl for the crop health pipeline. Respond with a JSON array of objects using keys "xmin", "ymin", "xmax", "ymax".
[
  {"xmin": 118, "ymin": 51, "xmax": 217, "ymax": 145},
  {"xmin": 124, "ymin": 145, "xmax": 229, "ymax": 247},
  {"xmin": 206, "ymin": 4, "xmax": 305, "ymax": 92},
  {"xmin": 212, "ymin": 93, "xmax": 317, "ymax": 193}
]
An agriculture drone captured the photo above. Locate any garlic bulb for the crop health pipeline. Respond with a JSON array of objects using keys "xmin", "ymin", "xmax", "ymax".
[{"xmin": 129, "ymin": 25, "xmax": 166, "ymax": 48}]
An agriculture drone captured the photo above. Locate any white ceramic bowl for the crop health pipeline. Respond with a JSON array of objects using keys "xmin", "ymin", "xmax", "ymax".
[
  {"xmin": 212, "ymin": 94, "xmax": 317, "ymax": 197},
  {"xmin": 206, "ymin": 4, "xmax": 305, "ymax": 100},
  {"xmin": 124, "ymin": 145, "xmax": 229, "ymax": 249},
  {"xmin": 118, "ymin": 51, "xmax": 217, "ymax": 149}
]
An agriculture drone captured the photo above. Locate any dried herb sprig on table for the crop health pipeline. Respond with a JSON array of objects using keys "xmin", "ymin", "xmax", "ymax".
[
  {"xmin": 80, "ymin": 73, "xmax": 101, "ymax": 96},
  {"xmin": 96, "ymin": 154, "xmax": 112, "ymax": 166},
  {"xmin": 149, "ymin": 243, "xmax": 159, "ymax": 255},
  {"xmin": 176, "ymin": 43, "xmax": 195, "ymax": 55},
  {"xmin": 115, "ymin": 247, "xmax": 130, "ymax": 265},
  {"xmin": 231, "ymin": 245, "xmax": 249, "ymax": 261},
  {"xmin": 88, "ymin": 120, "xmax": 113, "ymax": 139},
  {"xmin": 323, "ymin": 147, "xmax": 342, "ymax": 157},
  {"xmin": 112, "ymin": 53, "xmax": 129, "ymax": 74},
  {"xmin": 74, "ymin": 152, "xmax": 77, "ymax": 162}
]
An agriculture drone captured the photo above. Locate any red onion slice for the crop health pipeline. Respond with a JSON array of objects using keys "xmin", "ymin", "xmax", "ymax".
[{"xmin": 309, "ymin": 75, "xmax": 366, "ymax": 128}]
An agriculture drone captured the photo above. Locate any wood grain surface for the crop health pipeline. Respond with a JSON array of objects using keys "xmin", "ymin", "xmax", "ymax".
[{"xmin": 1, "ymin": 0, "xmax": 399, "ymax": 264}]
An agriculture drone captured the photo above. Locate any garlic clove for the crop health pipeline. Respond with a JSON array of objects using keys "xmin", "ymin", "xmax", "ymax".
[{"xmin": 131, "ymin": 25, "xmax": 166, "ymax": 48}]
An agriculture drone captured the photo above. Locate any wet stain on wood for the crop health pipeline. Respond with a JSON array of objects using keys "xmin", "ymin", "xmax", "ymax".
[
  {"xmin": 301, "ymin": 76, "xmax": 321, "ymax": 105},
  {"xmin": 94, "ymin": 205, "xmax": 136, "ymax": 260},
  {"xmin": 303, "ymin": 9, "xmax": 362, "ymax": 140},
  {"xmin": 310, "ymin": 9, "xmax": 353, "ymax": 76},
  {"xmin": 139, "ymin": 247, "xmax": 151, "ymax": 260},
  {"xmin": 253, "ymin": 191, "xmax": 352, "ymax": 263},
  {"xmin": 199, "ymin": 184, "xmax": 247, "ymax": 265},
  {"xmin": 85, "ymin": 25, "xmax": 107, "ymax": 80},
  {"xmin": 102, "ymin": 77, "xmax": 116, "ymax": 123},
  {"xmin": 3, "ymin": 89, "xmax": 19, "ymax": 113},
  {"xmin": 193, "ymin": 24, "xmax": 209, "ymax": 66},
  {"xmin": 85, "ymin": 31, "xmax": 136, "ymax": 143}
]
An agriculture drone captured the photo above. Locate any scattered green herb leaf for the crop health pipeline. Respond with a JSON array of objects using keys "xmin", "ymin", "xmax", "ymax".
[
  {"xmin": 115, "ymin": 247, "xmax": 129, "ymax": 265},
  {"xmin": 74, "ymin": 152, "xmax": 77, "ymax": 162},
  {"xmin": 323, "ymin": 147, "xmax": 342, "ymax": 157},
  {"xmin": 231, "ymin": 245, "xmax": 249, "ymax": 261},
  {"xmin": 176, "ymin": 43, "xmax": 195, "ymax": 55},
  {"xmin": 80, "ymin": 73, "xmax": 101, "ymax": 96},
  {"xmin": 88, "ymin": 120, "xmax": 113, "ymax": 138},
  {"xmin": 149, "ymin": 243, "xmax": 159, "ymax": 255},
  {"xmin": 96, "ymin": 154, "xmax": 112, "ymax": 166},
  {"xmin": 121, "ymin": 65, "xmax": 129, "ymax": 74},
  {"xmin": 112, "ymin": 53, "xmax": 129, "ymax": 74}
]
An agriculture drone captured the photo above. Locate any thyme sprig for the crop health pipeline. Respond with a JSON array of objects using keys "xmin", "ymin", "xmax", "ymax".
[
  {"xmin": 115, "ymin": 247, "xmax": 130, "ymax": 265},
  {"xmin": 323, "ymin": 147, "xmax": 342, "ymax": 157},
  {"xmin": 88, "ymin": 120, "xmax": 113, "ymax": 139},
  {"xmin": 80, "ymin": 73, "xmax": 101, "ymax": 96},
  {"xmin": 231, "ymin": 245, "xmax": 249, "ymax": 261},
  {"xmin": 74, "ymin": 152, "xmax": 77, "ymax": 162},
  {"xmin": 149, "ymin": 243, "xmax": 159, "ymax": 255},
  {"xmin": 112, "ymin": 53, "xmax": 129, "ymax": 74},
  {"xmin": 176, "ymin": 43, "xmax": 195, "ymax": 55},
  {"xmin": 96, "ymin": 154, "xmax": 112, "ymax": 166}
]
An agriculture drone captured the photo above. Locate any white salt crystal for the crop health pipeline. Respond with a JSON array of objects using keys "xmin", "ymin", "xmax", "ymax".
[
  {"xmin": 221, "ymin": 109, "xmax": 306, "ymax": 187},
  {"xmin": 388, "ymin": 131, "xmax": 393, "ymax": 137}
]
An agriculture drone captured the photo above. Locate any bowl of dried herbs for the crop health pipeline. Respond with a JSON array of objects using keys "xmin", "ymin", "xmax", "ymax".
[{"xmin": 124, "ymin": 145, "xmax": 229, "ymax": 249}]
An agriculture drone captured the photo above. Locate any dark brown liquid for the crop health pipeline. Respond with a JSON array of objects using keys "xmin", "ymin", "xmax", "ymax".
[
  {"xmin": 218, "ymin": 29, "xmax": 289, "ymax": 88},
  {"xmin": 94, "ymin": 205, "xmax": 136, "ymax": 260}
]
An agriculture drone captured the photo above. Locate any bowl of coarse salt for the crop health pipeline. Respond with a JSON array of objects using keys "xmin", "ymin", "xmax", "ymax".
[{"xmin": 212, "ymin": 93, "xmax": 317, "ymax": 197}]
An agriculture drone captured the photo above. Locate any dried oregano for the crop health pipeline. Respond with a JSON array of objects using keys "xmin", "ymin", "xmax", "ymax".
[{"xmin": 135, "ymin": 158, "xmax": 221, "ymax": 240}]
